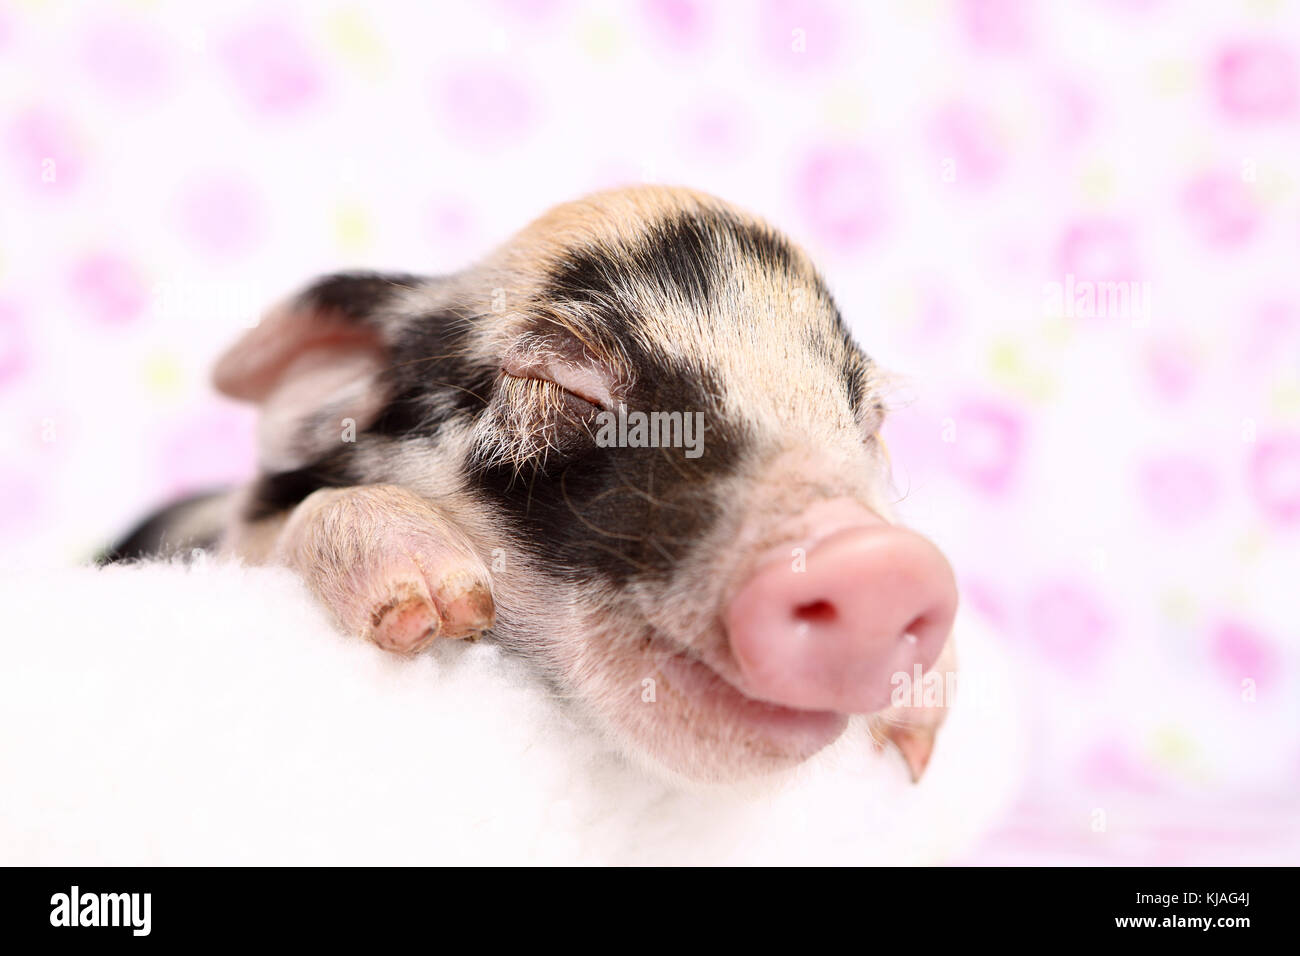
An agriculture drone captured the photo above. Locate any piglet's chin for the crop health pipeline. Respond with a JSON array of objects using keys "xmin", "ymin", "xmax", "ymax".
[{"xmin": 655, "ymin": 650, "xmax": 850, "ymax": 764}]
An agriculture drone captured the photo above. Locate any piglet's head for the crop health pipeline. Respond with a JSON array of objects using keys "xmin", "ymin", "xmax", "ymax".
[{"xmin": 215, "ymin": 186, "xmax": 958, "ymax": 784}]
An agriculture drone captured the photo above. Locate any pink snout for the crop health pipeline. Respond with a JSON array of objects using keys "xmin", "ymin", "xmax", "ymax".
[{"xmin": 725, "ymin": 500, "xmax": 958, "ymax": 715}]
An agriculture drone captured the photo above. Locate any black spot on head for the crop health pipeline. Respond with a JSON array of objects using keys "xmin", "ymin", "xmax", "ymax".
[
  {"xmin": 471, "ymin": 419, "xmax": 746, "ymax": 587},
  {"xmin": 629, "ymin": 209, "xmax": 801, "ymax": 310},
  {"xmin": 544, "ymin": 206, "xmax": 809, "ymax": 347},
  {"xmin": 637, "ymin": 212, "xmax": 719, "ymax": 309}
]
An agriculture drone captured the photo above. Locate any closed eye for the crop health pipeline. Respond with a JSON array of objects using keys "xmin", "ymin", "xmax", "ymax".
[
  {"xmin": 499, "ymin": 349, "xmax": 616, "ymax": 411},
  {"xmin": 497, "ymin": 369, "xmax": 604, "ymax": 415}
]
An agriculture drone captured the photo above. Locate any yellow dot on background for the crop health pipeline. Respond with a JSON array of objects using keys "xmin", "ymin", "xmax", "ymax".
[
  {"xmin": 1079, "ymin": 162, "xmax": 1115, "ymax": 203},
  {"xmin": 990, "ymin": 340, "xmax": 1021, "ymax": 376},
  {"xmin": 823, "ymin": 90, "xmax": 868, "ymax": 133},
  {"xmin": 1152, "ymin": 59, "xmax": 1192, "ymax": 95},
  {"xmin": 905, "ymin": 0, "xmax": 944, "ymax": 18},
  {"xmin": 143, "ymin": 353, "xmax": 183, "ymax": 397},
  {"xmin": 580, "ymin": 19, "xmax": 621, "ymax": 59},
  {"xmin": 1249, "ymin": 169, "xmax": 1295, "ymax": 206},
  {"xmin": 1151, "ymin": 725, "xmax": 1195, "ymax": 765},
  {"xmin": 326, "ymin": 9, "xmax": 386, "ymax": 72},
  {"xmin": 885, "ymin": 285, "xmax": 918, "ymax": 321},
  {"xmin": 1235, "ymin": 529, "xmax": 1266, "ymax": 563},
  {"xmin": 1161, "ymin": 589, "xmax": 1196, "ymax": 623},
  {"xmin": 1042, "ymin": 317, "xmax": 1073, "ymax": 346},
  {"xmin": 334, "ymin": 202, "xmax": 371, "ymax": 251},
  {"xmin": 989, "ymin": 339, "xmax": 1054, "ymax": 402},
  {"xmin": 1272, "ymin": 380, "xmax": 1300, "ymax": 418}
]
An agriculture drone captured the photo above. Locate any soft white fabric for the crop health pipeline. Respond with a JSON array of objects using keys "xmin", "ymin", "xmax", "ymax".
[{"xmin": 0, "ymin": 561, "xmax": 1024, "ymax": 865}]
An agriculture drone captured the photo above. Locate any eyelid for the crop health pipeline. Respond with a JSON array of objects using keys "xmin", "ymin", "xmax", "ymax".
[
  {"xmin": 500, "ymin": 353, "xmax": 615, "ymax": 410},
  {"xmin": 497, "ymin": 369, "xmax": 600, "ymax": 412}
]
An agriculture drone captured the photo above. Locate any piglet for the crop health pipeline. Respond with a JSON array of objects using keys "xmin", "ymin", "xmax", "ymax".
[{"xmin": 104, "ymin": 187, "xmax": 958, "ymax": 783}]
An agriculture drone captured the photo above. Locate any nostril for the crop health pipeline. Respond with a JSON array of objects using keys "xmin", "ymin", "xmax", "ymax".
[
  {"xmin": 905, "ymin": 609, "xmax": 941, "ymax": 644},
  {"xmin": 793, "ymin": 599, "xmax": 837, "ymax": 624}
]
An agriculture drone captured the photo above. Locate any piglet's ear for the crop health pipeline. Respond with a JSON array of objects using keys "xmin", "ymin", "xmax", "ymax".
[
  {"xmin": 213, "ymin": 272, "xmax": 424, "ymax": 471},
  {"xmin": 214, "ymin": 272, "xmax": 423, "ymax": 401}
]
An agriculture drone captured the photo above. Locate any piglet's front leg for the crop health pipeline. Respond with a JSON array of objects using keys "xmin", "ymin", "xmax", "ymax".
[{"xmin": 271, "ymin": 485, "xmax": 494, "ymax": 654}]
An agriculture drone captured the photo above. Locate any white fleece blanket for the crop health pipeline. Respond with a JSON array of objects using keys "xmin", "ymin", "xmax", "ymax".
[{"xmin": 0, "ymin": 561, "xmax": 1023, "ymax": 865}]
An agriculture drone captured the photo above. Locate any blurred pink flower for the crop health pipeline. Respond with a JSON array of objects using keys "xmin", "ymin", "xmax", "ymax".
[
  {"xmin": 794, "ymin": 145, "xmax": 887, "ymax": 251},
  {"xmin": 69, "ymin": 253, "xmax": 147, "ymax": 326},
  {"xmin": 440, "ymin": 67, "xmax": 535, "ymax": 149},
  {"xmin": 221, "ymin": 20, "xmax": 323, "ymax": 115},
  {"xmin": 495, "ymin": 0, "xmax": 565, "ymax": 20},
  {"xmin": 930, "ymin": 103, "xmax": 1005, "ymax": 187},
  {"xmin": 758, "ymin": 0, "xmax": 843, "ymax": 71},
  {"xmin": 1046, "ymin": 79, "xmax": 1094, "ymax": 148},
  {"xmin": 176, "ymin": 175, "xmax": 265, "ymax": 259},
  {"xmin": 0, "ymin": 471, "xmax": 41, "ymax": 537},
  {"xmin": 1144, "ymin": 339, "xmax": 1198, "ymax": 402},
  {"xmin": 642, "ymin": 0, "xmax": 707, "ymax": 50},
  {"xmin": 1211, "ymin": 619, "xmax": 1279, "ymax": 691},
  {"xmin": 906, "ymin": 285, "xmax": 958, "ymax": 347},
  {"xmin": 1214, "ymin": 40, "xmax": 1298, "ymax": 121},
  {"xmin": 960, "ymin": 0, "xmax": 1031, "ymax": 53},
  {"xmin": 429, "ymin": 201, "xmax": 474, "ymax": 242},
  {"xmin": 1026, "ymin": 580, "xmax": 1113, "ymax": 669},
  {"xmin": 1239, "ymin": 301, "xmax": 1299, "ymax": 370},
  {"xmin": 1138, "ymin": 453, "xmax": 1221, "ymax": 526},
  {"xmin": 680, "ymin": 103, "xmax": 750, "ymax": 161},
  {"xmin": 1249, "ymin": 434, "xmax": 1300, "ymax": 527},
  {"xmin": 1181, "ymin": 172, "xmax": 1259, "ymax": 247},
  {"xmin": 962, "ymin": 576, "xmax": 1011, "ymax": 631},
  {"xmin": 1079, "ymin": 740, "xmax": 1164, "ymax": 794},
  {"xmin": 1058, "ymin": 219, "xmax": 1140, "ymax": 283},
  {"xmin": 0, "ymin": 300, "xmax": 30, "ymax": 388},
  {"xmin": 159, "ymin": 407, "xmax": 257, "ymax": 497},
  {"xmin": 946, "ymin": 398, "xmax": 1025, "ymax": 497},
  {"xmin": 7, "ymin": 108, "xmax": 83, "ymax": 194},
  {"xmin": 81, "ymin": 20, "xmax": 170, "ymax": 101}
]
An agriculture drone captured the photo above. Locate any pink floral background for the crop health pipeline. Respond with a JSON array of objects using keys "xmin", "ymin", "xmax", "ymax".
[{"xmin": 2, "ymin": 1, "xmax": 1298, "ymax": 863}]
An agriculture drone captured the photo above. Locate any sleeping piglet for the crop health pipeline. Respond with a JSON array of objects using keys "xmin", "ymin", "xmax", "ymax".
[{"xmin": 104, "ymin": 187, "xmax": 959, "ymax": 784}]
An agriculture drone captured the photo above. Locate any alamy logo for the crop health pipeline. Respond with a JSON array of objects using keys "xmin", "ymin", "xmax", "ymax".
[
  {"xmin": 1043, "ymin": 273, "xmax": 1152, "ymax": 322},
  {"xmin": 594, "ymin": 404, "xmax": 706, "ymax": 459},
  {"xmin": 49, "ymin": 886, "xmax": 151, "ymax": 937}
]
